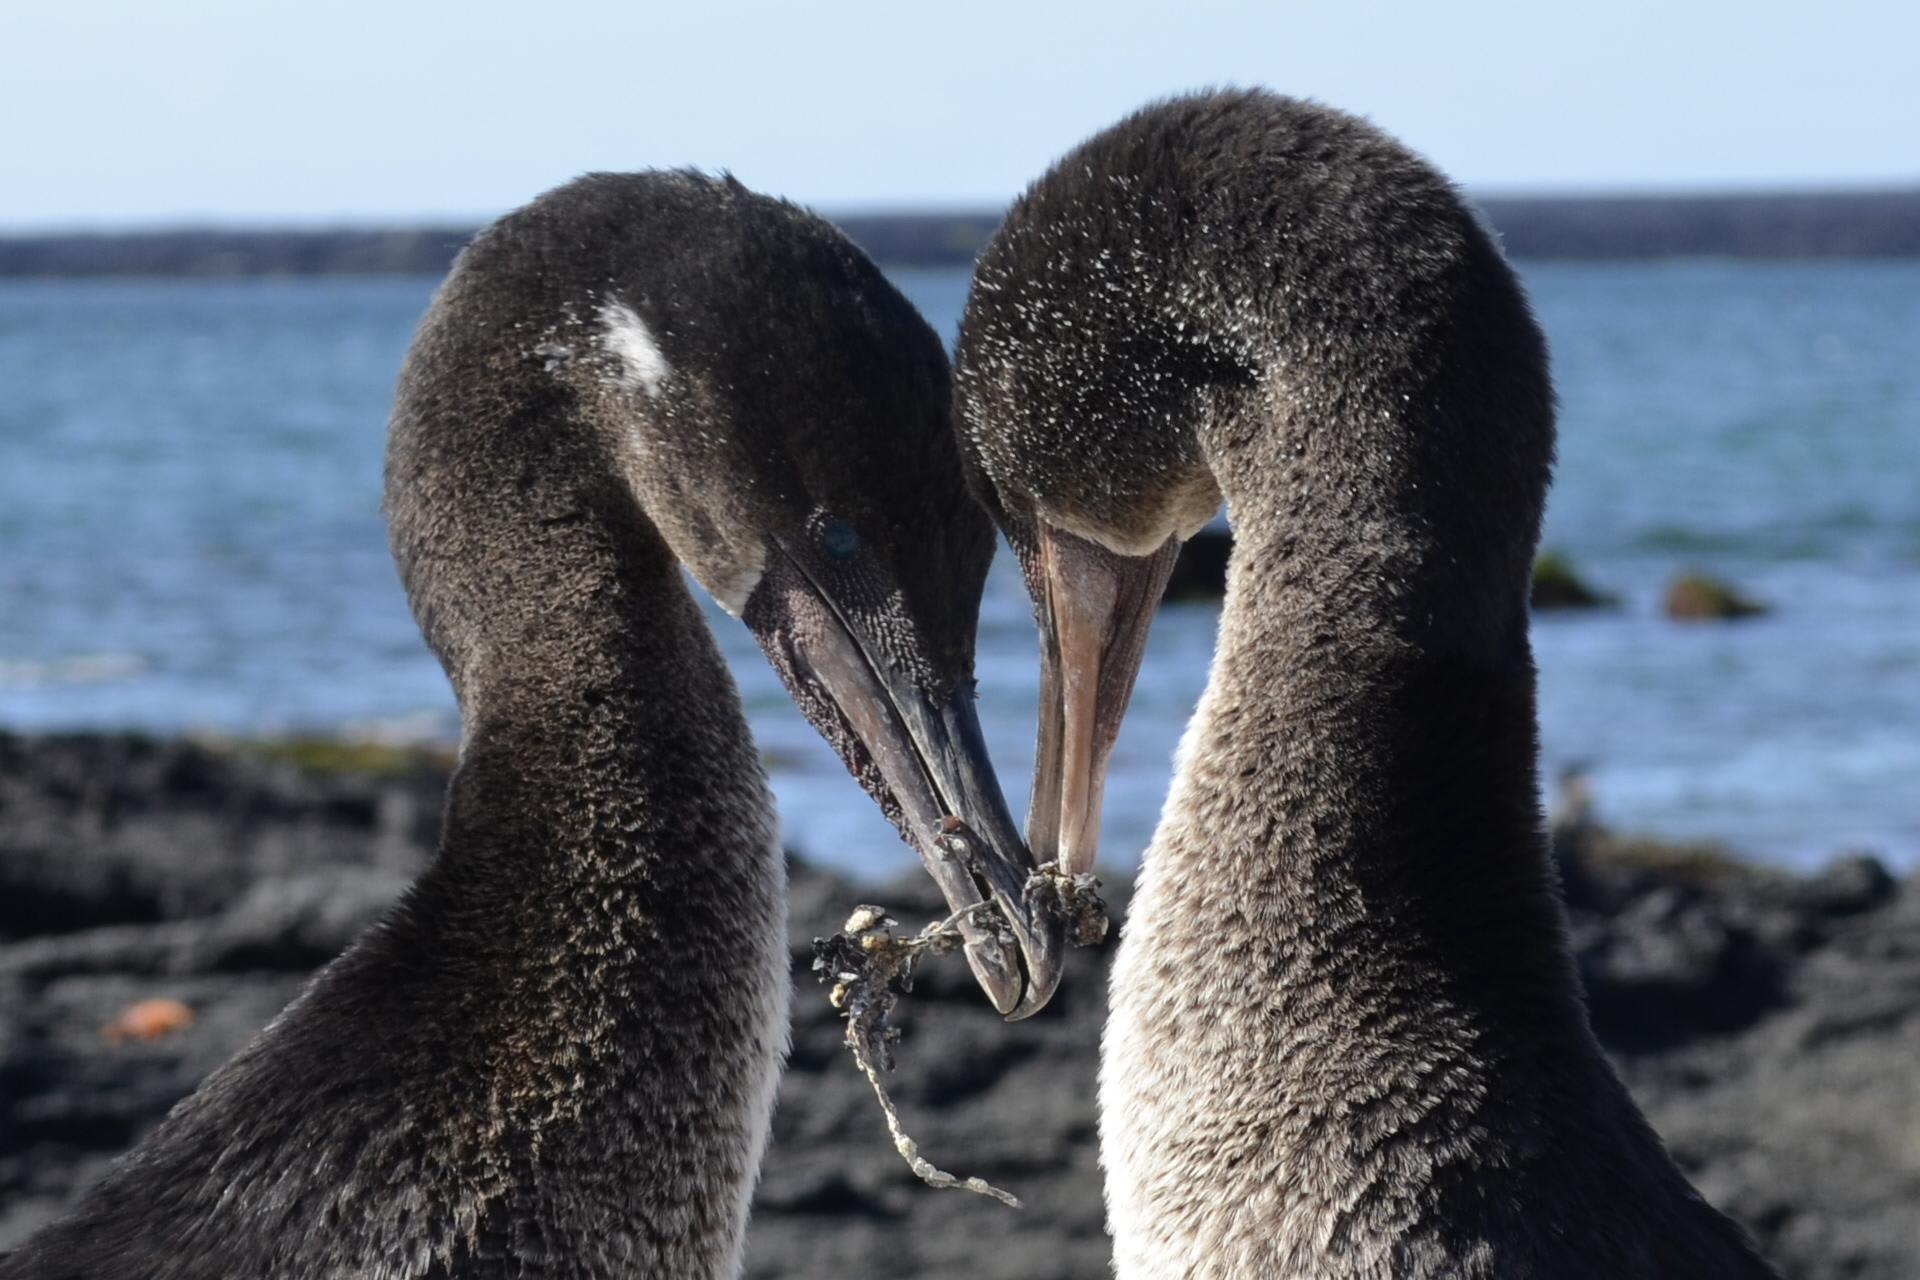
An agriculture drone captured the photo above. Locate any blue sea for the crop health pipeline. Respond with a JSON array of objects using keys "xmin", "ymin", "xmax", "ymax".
[{"xmin": 2, "ymin": 262, "xmax": 1916, "ymax": 876}]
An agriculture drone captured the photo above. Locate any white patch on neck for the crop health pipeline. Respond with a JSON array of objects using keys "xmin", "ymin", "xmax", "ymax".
[{"xmin": 598, "ymin": 301, "xmax": 673, "ymax": 396}]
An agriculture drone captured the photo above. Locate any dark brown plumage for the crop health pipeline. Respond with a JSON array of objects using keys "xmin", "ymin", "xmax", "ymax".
[
  {"xmin": 956, "ymin": 91, "xmax": 1780, "ymax": 1278},
  {"xmin": 1, "ymin": 171, "xmax": 1050, "ymax": 1279}
]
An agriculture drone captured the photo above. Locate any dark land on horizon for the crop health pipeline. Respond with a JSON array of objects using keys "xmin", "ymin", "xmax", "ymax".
[{"xmin": 4, "ymin": 188, "xmax": 1919, "ymax": 278}]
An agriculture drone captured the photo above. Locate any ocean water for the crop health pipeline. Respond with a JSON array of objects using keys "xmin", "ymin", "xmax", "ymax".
[{"xmin": 1, "ymin": 262, "xmax": 1915, "ymax": 875}]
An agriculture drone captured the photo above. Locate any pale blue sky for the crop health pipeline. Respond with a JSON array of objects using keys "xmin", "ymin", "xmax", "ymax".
[{"xmin": 4, "ymin": 0, "xmax": 1914, "ymax": 228}]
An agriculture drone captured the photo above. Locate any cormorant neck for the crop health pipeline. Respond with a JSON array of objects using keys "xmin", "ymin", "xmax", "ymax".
[
  {"xmin": 8, "ymin": 544, "xmax": 791, "ymax": 1279},
  {"xmin": 1156, "ymin": 472, "xmax": 1578, "ymax": 1024},
  {"xmin": 426, "ymin": 552, "xmax": 774, "ymax": 928},
  {"xmin": 1136, "ymin": 217, "xmax": 1567, "ymax": 1012}
]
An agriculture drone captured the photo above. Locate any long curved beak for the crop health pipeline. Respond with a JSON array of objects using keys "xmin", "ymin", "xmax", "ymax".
[
  {"xmin": 746, "ymin": 554, "xmax": 1064, "ymax": 1018},
  {"xmin": 1025, "ymin": 525, "xmax": 1179, "ymax": 879}
]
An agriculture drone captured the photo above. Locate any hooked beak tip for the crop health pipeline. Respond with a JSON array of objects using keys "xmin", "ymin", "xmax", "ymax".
[
  {"xmin": 941, "ymin": 829, "xmax": 1066, "ymax": 1018},
  {"xmin": 1004, "ymin": 950, "xmax": 1063, "ymax": 1021}
]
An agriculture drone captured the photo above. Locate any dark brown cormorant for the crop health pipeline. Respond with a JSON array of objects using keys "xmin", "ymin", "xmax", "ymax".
[
  {"xmin": 954, "ymin": 91, "xmax": 1778, "ymax": 1278},
  {"xmin": 3, "ymin": 170, "xmax": 1058, "ymax": 1279}
]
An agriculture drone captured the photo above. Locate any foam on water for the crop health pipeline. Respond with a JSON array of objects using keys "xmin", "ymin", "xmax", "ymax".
[{"xmin": 0, "ymin": 653, "xmax": 148, "ymax": 688}]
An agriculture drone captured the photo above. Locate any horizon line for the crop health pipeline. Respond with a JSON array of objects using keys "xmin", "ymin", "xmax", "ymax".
[{"xmin": 4, "ymin": 181, "xmax": 1917, "ymax": 239}]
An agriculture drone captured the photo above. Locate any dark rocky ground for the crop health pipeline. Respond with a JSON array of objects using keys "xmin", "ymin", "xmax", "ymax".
[{"xmin": 2, "ymin": 732, "xmax": 1916, "ymax": 1278}]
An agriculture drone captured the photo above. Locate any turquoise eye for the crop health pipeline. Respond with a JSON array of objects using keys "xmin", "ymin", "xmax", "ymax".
[{"xmin": 822, "ymin": 519, "xmax": 861, "ymax": 560}]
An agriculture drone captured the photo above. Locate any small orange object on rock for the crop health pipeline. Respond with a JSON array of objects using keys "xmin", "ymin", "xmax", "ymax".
[{"xmin": 103, "ymin": 998, "xmax": 195, "ymax": 1044}]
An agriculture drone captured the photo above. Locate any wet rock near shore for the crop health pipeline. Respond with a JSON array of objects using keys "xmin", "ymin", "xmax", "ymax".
[
  {"xmin": 1531, "ymin": 550, "xmax": 1616, "ymax": 609},
  {"xmin": 2, "ymin": 731, "xmax": 1917, "ymax": 1278},
  {"xmin": 1162, "ymin": 527, "xmax": 1233, "ymax": 602},
  {"xmin": 1664, "ymin": 569, "xmax": 1770, "ymax": 620}
]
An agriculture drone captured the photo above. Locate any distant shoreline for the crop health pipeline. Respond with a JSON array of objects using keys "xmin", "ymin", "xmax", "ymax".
[{"xmin": 3, "ymin": 189, "xmax": 1918, "ymax": 278}]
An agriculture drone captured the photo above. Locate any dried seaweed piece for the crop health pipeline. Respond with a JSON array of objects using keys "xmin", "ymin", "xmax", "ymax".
[
  {"xmin": 812, "ymin": 902, "xmax": 1022, "ymax": 1208},
  {"xmin": 811, "ymin": 822, "xmax": 1115, "ymax": 1210},
  {"xmin": 1024, "ymin": 860, "xmax": 1110, "ymax": 948}
]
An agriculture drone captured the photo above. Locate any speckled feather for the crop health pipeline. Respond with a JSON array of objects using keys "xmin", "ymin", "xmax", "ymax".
[
  {"xmin": 956, "ymin": 91, "xmax": 1779, "ymax": 1278},
  {"xmin": 1, "ymin": 172, "xmax": 981, "ymax": 1279}
]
